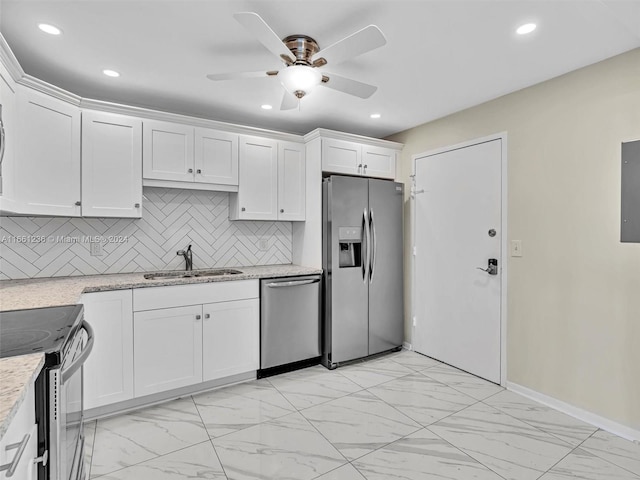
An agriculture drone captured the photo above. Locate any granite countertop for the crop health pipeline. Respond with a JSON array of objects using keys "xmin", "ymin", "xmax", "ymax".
[
  {"xmin": 0, "ymin": 264, "xmax": 322, "ymax": 311},
  {"xmin": 0, "ymin": 264, "xmax": 322, "ymax": 440},
  {"xmin": 0, "ymin": 353, "xmax": 45, "ymax": 440}
]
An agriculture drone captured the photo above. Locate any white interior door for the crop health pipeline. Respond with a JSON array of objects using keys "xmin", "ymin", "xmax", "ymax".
[{"xmin": 414, "ymin": 139, "xmax": 502, "ymax": 384}]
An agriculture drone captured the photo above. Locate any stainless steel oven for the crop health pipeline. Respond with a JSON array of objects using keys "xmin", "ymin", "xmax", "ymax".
[
  {"xmin": 0, "ymin": 304, "xmax": 93, "ymax": 480},
  {"xmin": 44, "ymin": 319, "xmax": 94, "ymax": 480}
]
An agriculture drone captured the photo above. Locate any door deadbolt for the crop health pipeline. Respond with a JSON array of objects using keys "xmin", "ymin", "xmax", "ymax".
[{"xmin": 488, "ymin": 229, "xmax": 496, "ymax": 237}]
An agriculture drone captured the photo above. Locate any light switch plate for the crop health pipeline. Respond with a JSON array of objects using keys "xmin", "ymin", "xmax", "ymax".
[
  {"xmin": 257, "ymin": 238, "xmax": 269, "ymax": 251},
  {"xmin": 510, "ymin": 240, "xmax": 523, "ymax": 257}
]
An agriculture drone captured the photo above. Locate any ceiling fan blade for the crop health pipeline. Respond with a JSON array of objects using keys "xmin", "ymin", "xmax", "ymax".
[
  {"xmin": 233, "ymin": 12, "xmax": 294, "ymax": 64},
  {"xmin": 313, "ymin": 25, "xmax": 386, "ymax": 67},
  {"xmin": 321, "ymin": 73, "xmax": 378, "ymax": 99},
  {"xmin": 206, "ymin": 71, "xmax": 276, "ymax": 81},
  {"xmin": 280, "ymin": 91, "xmax": 298, "ymax": 111}
]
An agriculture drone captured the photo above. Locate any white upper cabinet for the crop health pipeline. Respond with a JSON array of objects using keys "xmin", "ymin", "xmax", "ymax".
[
  {"xmin": 143, "ymin": 120, "xmax": 194, "ymax": 182},
  {"xmin": 362, "ymin": 145, "xmax": 397, "ymax": 179},
  {"xmin": 232, "ymin": 135, "xmax": 279, "ymax": 220},
  {"xmin": 82, "ymin": 111, "xmax": 142, "ymax": 218},
  {"xmin": 321, "ymin": 138, "xmax": 361, "ymax": 175},
  {"xmin": 12, "ymin": 87, "xmax": 81, "ymax": 216},
  {"xmin": 321, "ymin": 135, "xmax": 399, "ymax": 180},
  {"xmin": 143, "ymin": 120, "xmax": 239, "ymax": 190},
  {"xmin": 278, "ymin": 141, "xmax": 305, "ymax": 221},
  {"xmin": 230, "ymin": 136, "xmax": 305, "ymax": 221},
  {"xmin": 194, "ymin": 127, "xmax": 238, "ymax": 185},
  {"xmin": 0, "ymin": 63, "xmax": 17, "ymax": 209}
]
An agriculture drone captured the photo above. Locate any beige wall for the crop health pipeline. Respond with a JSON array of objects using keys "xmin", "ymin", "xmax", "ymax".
[{"xmin": 388, "ymin": 48, "xmax": 640, "ymax": 432}]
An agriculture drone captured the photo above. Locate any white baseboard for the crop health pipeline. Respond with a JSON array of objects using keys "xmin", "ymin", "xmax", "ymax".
[
  {"xmin": 506, "ymin": 381, "xmax": 640, "ymax": 444},
  {"xmin": 402, "ymin": 341, "xmax": 413, "ymax": 351}
]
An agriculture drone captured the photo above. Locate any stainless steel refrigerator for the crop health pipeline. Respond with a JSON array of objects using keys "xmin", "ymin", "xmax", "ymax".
[{"xmin": 322, "ymin": 175, "xmax": 404, "ymax": 368}]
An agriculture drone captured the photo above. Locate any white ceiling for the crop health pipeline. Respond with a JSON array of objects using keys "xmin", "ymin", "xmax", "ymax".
[{"xmin": 1, "ymin": 0, "xmax": 638, "ymax": 138}]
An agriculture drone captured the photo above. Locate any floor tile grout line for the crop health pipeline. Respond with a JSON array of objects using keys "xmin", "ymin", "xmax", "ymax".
[
  {"xmin": 89, "ymin": 439, "xmax": 215, "ymax": 479},
  {"xmin": 89, "ymin": 396, "xmax": 215, "ymax": 478},
  {"xmin": 419, "ymin": 368, "xmax": 504, "ymax": 402},
  {"xmin": 422, "ymin": 424, "xmax": 511, "ymax": 480},
  {"xmin": 574, "ymin": 429, "xmax": 640, "ymax": 479},
  {"xmin": 190, "ymin": 393, "xmax": 231, "ymax": 480},
  {"xmin": 478, "ymin": 393, "xmax": 597, "ymax": 451}
]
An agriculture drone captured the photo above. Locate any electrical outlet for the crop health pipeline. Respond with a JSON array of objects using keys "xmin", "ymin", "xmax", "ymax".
[
  {"xmin": 510, "ymin": 240, "xmax": 523, "ymax": 257},
  {"xmin": 90, "ymin": 242, "xmax": 103, "ymax": 256},
  {"xmin": 258, "ymin": 238, "xmax": 269, "ymax": 251}
]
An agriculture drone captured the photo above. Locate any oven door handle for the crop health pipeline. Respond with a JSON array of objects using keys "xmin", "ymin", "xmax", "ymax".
[{"xmin": 61, "ymin": 321, "xmax": 94, "ymax": 382}]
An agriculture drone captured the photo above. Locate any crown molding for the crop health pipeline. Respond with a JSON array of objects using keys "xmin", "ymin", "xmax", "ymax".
[
  {"xmin": 304, "ymin": 128, "xmax": 404, "ymax": 150},
  {"xmin": 80, "ymin": 98, "xmax": 305, "ymax": 143},
  {"xmin": 18, "ymin": 74, "xmax": 82, "ymax": 105},
  {"xmin": 0, "ymin": 34, "xmax": 24, "ymax": 81}
]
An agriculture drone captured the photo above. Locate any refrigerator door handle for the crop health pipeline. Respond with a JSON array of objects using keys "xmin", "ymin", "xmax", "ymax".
[
  {"xmin": 362, "ymin": 208, "xmax": 370, "ymax": 283},
  {"xmin": 369, "ymin": 209, "xmax": 376, "ymax": 283}
]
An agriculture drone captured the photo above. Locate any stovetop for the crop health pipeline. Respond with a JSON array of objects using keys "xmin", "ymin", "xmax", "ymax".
[{"xmin": 0, "ymin": 304, "xmax": 84, "ymax": 361}]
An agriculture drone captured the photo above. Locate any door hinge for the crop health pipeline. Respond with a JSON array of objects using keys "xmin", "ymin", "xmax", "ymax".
[
  {"xmin": 412, "ymin": 246, "xmax": 417, "ymax": 256},
  {"xmin": 412, "ymin": 316, "xmax": 417, "ymax": 327}
]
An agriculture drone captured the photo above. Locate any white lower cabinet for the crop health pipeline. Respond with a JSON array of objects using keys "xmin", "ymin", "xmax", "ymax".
[
  {"xmin": 82, "ymin": 290, "xmax": 134, "ymax": 410},
  {"xmin": 132, "ymin": 280, "xmax": 260, "ymax": 398},
  {"xmin": 203, "ymin": 299, "xmax": 259, "ymax": 381},
  {"xmin": 134, "ymin": 305, "xmax": 204, "ymax": 397},
  {"xmin": 0, "ymin": 384, "xmax": 37, "ymax": 480}
]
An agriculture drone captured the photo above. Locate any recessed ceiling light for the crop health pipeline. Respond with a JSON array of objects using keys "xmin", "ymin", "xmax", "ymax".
[
  {"xmin": 261, "ymin": 104, "xmax": 273, "ymax": 110},
  {"xmin": 103, "ymin": 69, "xmax": 120, "ymax": 78},
  {"xmin": 370, "ymin": 113, "xmax": 381, "ymax": 119},
  {"xmin": 38, "ymin": 23, "xmax": 62, "ymax": 35},
  {"xmin": 516, "ymin": 23, "xmax": 537, "ymax": 35}
]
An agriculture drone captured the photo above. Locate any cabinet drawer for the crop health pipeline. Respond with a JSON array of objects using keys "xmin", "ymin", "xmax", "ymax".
[{"xmin": 133, "ymin": 279, "xmax": 259, "ymax": 311}]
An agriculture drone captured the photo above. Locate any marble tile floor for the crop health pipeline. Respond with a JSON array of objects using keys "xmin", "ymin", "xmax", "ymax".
[{"xmin": 84, "ymin": 350, "xmax": 640, "ymax": 480}]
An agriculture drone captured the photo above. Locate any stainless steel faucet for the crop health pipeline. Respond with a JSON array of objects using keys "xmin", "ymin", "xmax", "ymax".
[{"xmin": 177, "ymin": 244, "xmax": 193, "ymax": 271}]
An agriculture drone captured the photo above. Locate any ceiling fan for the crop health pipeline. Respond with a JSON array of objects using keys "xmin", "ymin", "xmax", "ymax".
[{"xmin": 206, "ymin": 12, "xmax": 387, "ymax": 110}]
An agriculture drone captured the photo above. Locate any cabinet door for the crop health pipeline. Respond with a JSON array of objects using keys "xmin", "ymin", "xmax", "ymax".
[
  {"xmin": 203, "ymin": 298, "xmax": 259, "ymax": 381},
  {"xmin": 194, "ymin": 127, "xmax": 238, "ymax": 186},
  {"xmin": 82, "ymin": 111, "xmax": 142, "ymax": 218},
  {"xmin": 82, "ymin": 290, "xmax": 134, "ymax": 410},
  {"xmin": 321, "ymin": 138, "xmax": 361, "ymax": 175},
  {"xmin": 362, "ymin": 145, "xmax": 397, "ymax": 179},
  {"xmin": 15, "ymin": 88, "xmax": 81, "ymax": 216},
  {"xmin": 0, "ymin": 385, "xmax": 37, "ymax": 480},
  {"xmin": 278, "ymin": 142, "xmax": 305, "ymax": 221},
  {"xmin": 142, "ymin": 120, "xmax": 194, "ymax": 182},
  {"xmin": 0, "ymin": 63, "xmax": 18, "ymax": 210},
  {"xmin": 236, "ymin": 136, "xmax": 278, "ymax": 220},
  {"xmin": 134, "ymin": 305, "xmax": 203, "ymax": 397}
]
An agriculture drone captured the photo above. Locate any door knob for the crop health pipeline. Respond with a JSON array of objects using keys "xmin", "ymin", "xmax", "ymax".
[{"xmin": 476, "ymin": 258, "xmax": 498, "ymax": 275}]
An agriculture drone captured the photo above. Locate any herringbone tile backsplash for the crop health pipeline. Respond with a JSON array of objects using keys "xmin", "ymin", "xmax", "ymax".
[{"xmin": 0, "ymin": 188, "xmax": 292, "ymax": 280}]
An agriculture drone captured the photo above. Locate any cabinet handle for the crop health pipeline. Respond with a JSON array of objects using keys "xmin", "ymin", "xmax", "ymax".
[
  {"xmin": 134, "ymin": 203, "xmax": 140, "ymax": 208},
  {"xmin": 280, "ymin": 209, "xmax": 284, "ymax": 213},
  {"xmin": 195, "ymin": 314, "xmax": 201, "ymax": 320},
  {"xmin": 357, "ymin": 164, "xmax": 362, "ymax": 173},
  {"xmin": 0, "ymin": 433, "xmax": 30, "ymax": 477},
  {"xmin": 363, "ymin": 164, "xmax": 368, "ymax": 174},
  {"xmin": 75, "ymin": 201, "xmax": 81, "ymax": 206},
  {"xmin": 196, "ymin": 169, "xmax": 202, "ymax": 174},
  {"xmin": 205, "ymin": 313, "xmax": 210, "ymax": 319},
  {"xmin": 241, "ymin": 207, "xmax": 246, "ymax": 212},
  {"xmin": 188, "ymin": 168, "xmax": 193, "ymax": 173}
]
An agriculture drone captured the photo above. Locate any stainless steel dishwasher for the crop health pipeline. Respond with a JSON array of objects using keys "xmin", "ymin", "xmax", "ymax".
[{"xmin": 260, "ymin": 275, "xmax": 322, "ymax": 374}]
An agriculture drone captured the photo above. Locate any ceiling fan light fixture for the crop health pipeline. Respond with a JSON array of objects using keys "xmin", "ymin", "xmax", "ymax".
[{"xmin": 279, "ymin": 65, "xmax": 322, "ymax": 98}]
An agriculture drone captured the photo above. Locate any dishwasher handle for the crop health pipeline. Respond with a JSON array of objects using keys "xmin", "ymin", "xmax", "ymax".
[{"xmin": 264, "ymin": 278, "xmax": 320, "ymax": 288}]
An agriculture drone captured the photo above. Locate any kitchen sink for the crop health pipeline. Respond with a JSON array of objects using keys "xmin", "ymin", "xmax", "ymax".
[{"xmin": 143, "ymin": 269, "xmax": 243, "ymax": 280}]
